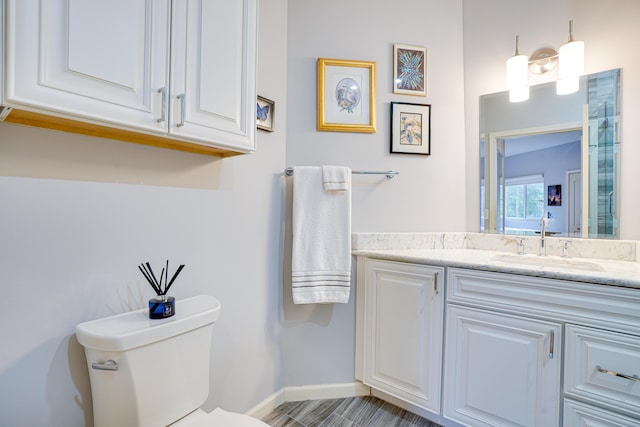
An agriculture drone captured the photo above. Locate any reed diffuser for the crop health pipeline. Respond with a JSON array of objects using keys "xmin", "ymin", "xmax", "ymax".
[{"xmin": 138, "ymin": 260, "xmax": 185, "ymax": 319}]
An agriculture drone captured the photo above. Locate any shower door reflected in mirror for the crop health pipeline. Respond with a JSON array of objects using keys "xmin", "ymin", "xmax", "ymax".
[{"xmin": 480, "ymin": 68, "xmax": 621, "ymax": 239}]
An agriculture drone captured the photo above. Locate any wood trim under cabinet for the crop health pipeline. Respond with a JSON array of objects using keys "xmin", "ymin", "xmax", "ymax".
[{"xmin": 2, "ymin": 108, "xmax": 245, "ymax": 157}]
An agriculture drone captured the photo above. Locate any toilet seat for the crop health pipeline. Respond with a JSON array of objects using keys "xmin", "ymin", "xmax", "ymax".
[{"xmin": 171, "ymin": 408, "xmax": 269, "ymax": 427}]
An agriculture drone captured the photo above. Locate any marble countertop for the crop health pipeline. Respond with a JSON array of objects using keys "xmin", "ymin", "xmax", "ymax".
[{"xmin": 352, "ymin": 233, "xmax": 640, "ymax": 289}]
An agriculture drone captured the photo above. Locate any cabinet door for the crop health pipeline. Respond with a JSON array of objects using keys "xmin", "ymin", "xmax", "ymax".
[
  {"xmin": 170, "ymin": 0, "xmax": 257, "ymax": 152},
  {"xmin": 363, "ymin": 259, "xmax": 444, "ymax": 414},
  {"xmin": 5, "ymin": 0, "xmax": 170, "ymax": 131},
  {"xmin": 444, "ymin": 305, "xmax": 561, "ymax": 427}
]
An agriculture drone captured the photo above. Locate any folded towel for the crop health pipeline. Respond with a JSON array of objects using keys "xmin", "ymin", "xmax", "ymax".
[
  {"xmin": 322, "ymin": 165, "xmax": 351, "ymax": 191},
  {"xmin": 292, "ymin": 166, "xmax": 352, "ymax": 304}
]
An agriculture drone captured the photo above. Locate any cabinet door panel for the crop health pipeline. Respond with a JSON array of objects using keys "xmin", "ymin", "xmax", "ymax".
[
  {"xmin": 564, "ymin": 399, "xmax": 639, "ymax": 427},
  {"xmin": 6, "ymin": 0, "xmax": 169, "ymax": 131},
  {"xmin": 444, "ymin": 305, "xmax": 561, "ymax": 427},
  {"xmin": 170, "ymin": 0, "xmax": 257, "ymax": 152},
  {"xmin": 363, "ymin": 260, "xmax": 443, "ymax": 414}
]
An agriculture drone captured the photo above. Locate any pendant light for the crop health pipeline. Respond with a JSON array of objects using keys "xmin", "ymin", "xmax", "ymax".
[
  {"xmin": 557, "ymin": 20, "xmax": 584, "ymax": 95},
  {"xmin": 506, "ymin": 36, "xmax": 529, "ymax": 102}
]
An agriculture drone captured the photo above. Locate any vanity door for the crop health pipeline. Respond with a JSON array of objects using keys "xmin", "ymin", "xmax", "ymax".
[
  {"xmin": 361, "ymin": 259, "xmax": 444, "ymax": 415},
  {"xmin": 443, "ymin": 305, "xmax": 561, "ymax": 427}
]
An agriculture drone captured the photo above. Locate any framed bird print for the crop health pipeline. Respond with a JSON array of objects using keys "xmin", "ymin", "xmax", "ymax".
[
  {"xmin": 257, "ymin": 96, "xmax": 275, "ymax": 132},
  {"xmin": 317, "ymin": 58, "xmax": 376, "ymax": 133},
  {"xmin": 393, "ymin": 44, "xmax": 427, "ymax": 96},
  {"xmin": 390, "ymin": 102, "xmax": 431, "ymax": 155}
]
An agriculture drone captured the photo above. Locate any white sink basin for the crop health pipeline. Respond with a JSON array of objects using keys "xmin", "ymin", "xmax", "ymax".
[{"xmin": 492, "ymin": 254, "xmax": 606, "ymax": 272}]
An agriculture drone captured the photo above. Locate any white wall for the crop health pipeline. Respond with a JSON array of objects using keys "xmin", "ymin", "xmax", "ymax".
[
  {"xmin": 0, "ymin": 0, "xmax": 288, "ymax": 425},
  {"xmin": 283, "ymin": 0, "xmax": 466, "ymax": 387},
  {"xmin": 464, "ymin": 0, "xmax": 640, "ymax": 239}
]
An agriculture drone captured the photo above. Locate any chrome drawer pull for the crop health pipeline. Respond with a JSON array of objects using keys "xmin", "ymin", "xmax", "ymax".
[
  {"xmin": 549, "ymin": 330, "xmax": 555, "ymax": 359},
  {"xmin": 433, "ymin": 272, "xmax": 439, "ymax": 296},
  {"xmin": 596, "ymin": 365, "xmax": 640, "ymax": 382},
  {"xmin": 91, "ymin": 360, "xmax": 119, "ymax": 371}
]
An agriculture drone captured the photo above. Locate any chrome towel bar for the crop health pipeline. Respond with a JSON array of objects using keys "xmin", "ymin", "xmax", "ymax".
[{"xmin": 284, "ymin": 167, "xmax": 399, "ymax": 180}]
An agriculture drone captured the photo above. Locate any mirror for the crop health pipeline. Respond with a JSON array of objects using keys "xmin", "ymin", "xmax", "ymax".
[{"xmin": 480, "ymin": 68, "xmax": 621, "ymax": 239}]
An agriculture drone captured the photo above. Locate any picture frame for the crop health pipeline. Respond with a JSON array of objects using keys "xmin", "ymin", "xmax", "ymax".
[
  {"xmin": 390, "ymin": 102, "xmax": 431, "ymax": 155},
  {"xmin": 393, "ymin": 44, "xmax": 427, "ymax": 96},
  {"xmin": 548, "ymin": 184, "xmax": 562, "ymax": 206},
  {"xmin": 317, "ymin": 58, "xmax": 376, "ymax": 133},
  {"xmin": 256, "ymin": 96, "xmax": 275, "ymax": 132}
]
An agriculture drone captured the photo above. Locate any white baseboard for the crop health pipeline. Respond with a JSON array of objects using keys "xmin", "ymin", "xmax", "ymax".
[{"xmin": 246, "ymin": 382, "xmax": 371, "ymax": 419}]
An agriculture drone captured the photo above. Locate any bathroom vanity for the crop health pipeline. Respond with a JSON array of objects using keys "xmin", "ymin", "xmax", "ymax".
[{"xmin": 354, "ymin": 233, "xmax": 640, "ymax": 427}]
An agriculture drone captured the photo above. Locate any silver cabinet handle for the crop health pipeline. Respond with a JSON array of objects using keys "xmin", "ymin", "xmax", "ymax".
[
  {"xmin": 433, "ymin": 272, "xmax": 439, "ymax": 296},
  {"xmin": 157, "ymin": 87, "xmax": 167, "ymax": 123},
  {"xmin": 549, "ymin": 330, "xmax": 555, "ymax": 359},
  {"xmin": 91, "ymin": 360, "xmax": 118, "ymax": 371},
  {"xmin": 596, "ymin": 365, "xmax": 640, "ymax": 382},
  {"xmin": 177, "ymin": 94, "xmax": 186, "ymax": 127}
]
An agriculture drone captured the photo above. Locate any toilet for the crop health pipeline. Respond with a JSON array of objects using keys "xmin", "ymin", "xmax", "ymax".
[{"xmin": 76, "ymin": 295, "xmax": 269, "ymax": 427}]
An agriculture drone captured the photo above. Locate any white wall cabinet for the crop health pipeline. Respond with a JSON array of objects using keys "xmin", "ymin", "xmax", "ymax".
[
  {"xmin": 2, "ymin": 0, "xmax": 257, "ymax": 155},
  {"xmin": 357, "ymin": 258, "xmax": 444, "ymax": 415},
  {"xmin": 443, "ymin": 305, "xmax": 561, "ymax": 426}
]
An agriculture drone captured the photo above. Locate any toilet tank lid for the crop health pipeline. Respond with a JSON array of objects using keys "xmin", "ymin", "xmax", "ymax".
[{"xmin": 76, "ymin": 295, "xmax": 221, "ymax": 352}]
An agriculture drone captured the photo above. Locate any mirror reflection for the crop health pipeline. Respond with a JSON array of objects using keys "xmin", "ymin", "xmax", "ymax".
[{"xmin": 480, "ymin": 68, "xmax": 621, "ymax": 239}]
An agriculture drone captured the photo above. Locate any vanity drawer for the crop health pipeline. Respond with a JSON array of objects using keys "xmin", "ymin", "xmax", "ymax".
[
  {"xmin": 565, "ymin": 324, "xmax": 640, "ymax": 418},
  {"xmin": 447, "ymin": 268, "xmax": 640, "ymax": 335},
  {"xmin": 564, "ymin": 399, "xmax": 640, "ymax": 426}
]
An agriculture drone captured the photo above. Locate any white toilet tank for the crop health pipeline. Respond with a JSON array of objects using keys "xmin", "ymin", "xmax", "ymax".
[{"xmin": 76, "ymin": 295, "xmax": 221, "ymax": 427}]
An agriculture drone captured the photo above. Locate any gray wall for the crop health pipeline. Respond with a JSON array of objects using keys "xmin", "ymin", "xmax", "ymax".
[
  {"xmin": 463, "ymin": 0, "xmax": 640, "ymax": 239},
  {"xmin": 282, "ymin": 0, "xmax": 466, "ymax": 387},
  {"xmin": 0, "ymin": 0, "xmax": 288, "ymax": 425}
]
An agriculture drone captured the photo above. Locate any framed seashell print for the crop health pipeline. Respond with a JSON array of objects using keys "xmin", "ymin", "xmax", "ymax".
[{"xmin": 390, "ymin": 102, "xmax": 431, "ymax": 155}]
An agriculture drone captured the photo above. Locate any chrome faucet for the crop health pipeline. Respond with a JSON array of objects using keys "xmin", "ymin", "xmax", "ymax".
[{"xmin": 539, "ymin": 215, "xmax": 549, "ymax": 256}]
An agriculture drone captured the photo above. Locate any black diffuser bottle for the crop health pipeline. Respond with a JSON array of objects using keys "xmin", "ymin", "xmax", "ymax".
[
  {"xmin": 139, "ymin": 261, "xmax": 184, "ymax": 320},
  {"xmin": 148, "ymin": 295, "xmax": 176, "ymax": 319}
]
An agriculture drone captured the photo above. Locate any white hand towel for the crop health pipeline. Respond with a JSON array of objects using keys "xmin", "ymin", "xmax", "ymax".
[
  {"xmin": 292, "ymin": 166, "xmax": 352, "ymax": 304},
  {"xmin": 322, "ymin": 165, "xmax": 351, "ymax": 191}
]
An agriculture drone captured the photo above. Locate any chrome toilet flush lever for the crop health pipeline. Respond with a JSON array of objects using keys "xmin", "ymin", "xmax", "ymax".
[{"xmin": 92, "ymin": 360, "xmax": 119, "ymax": 371}]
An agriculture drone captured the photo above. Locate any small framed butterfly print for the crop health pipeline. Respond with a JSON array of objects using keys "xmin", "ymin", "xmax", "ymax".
[{"xmin": 257, "ymin": 96, "xmax": 275, "ymax": 132}]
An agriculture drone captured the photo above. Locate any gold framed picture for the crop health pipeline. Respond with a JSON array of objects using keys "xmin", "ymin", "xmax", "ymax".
[{"xmin": 316, "ymin": 58, "xmax": 376, "ymax": 133}]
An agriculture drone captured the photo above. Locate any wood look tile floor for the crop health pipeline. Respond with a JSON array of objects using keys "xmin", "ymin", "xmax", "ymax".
[{"xmin": 261, "ymin": 396, "xmax": 443, "ymax": 427}]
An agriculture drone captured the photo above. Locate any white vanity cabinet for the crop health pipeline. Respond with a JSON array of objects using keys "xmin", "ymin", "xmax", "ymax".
[
  {"xmin": 446, "ymin": 267, "xmax": 640, "ymax": 427},
  {"xmin": 355, "ymin": 258, "xmax": 444, "ymax": 415},
  {"xmin": 2, "ymin": 0, "xmax": 257, "ymax": 155}
]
